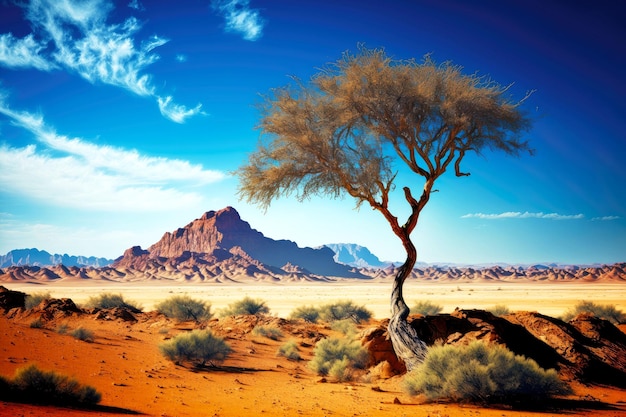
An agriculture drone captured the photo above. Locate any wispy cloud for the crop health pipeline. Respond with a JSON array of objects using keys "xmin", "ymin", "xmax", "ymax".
[
  {"xmin": 212, "ymin": 0, "xmax": 265, "ymax": 41},
  {"xmin": 0, "ymin": 33, "xmax": 57, "ymax": 70},
  {"xmin": 591, "ymin": 216, "xmax": 621, "ymax": 221},
  {"xmin": 0, "ymin": 97, "xmax": 225, "ymax": 212},
  {"xmin": 157, "ymin": 96, "xmax": 206, "ymax": 123},
  {"xmin": 461, "ymin": 211, "xmax": 585, "ymax": 220},
  {"xmin": 128, "ymin": 0, "xmax": 144, "ymax": 11},
  {"xmin": 0, "ymin": 0, "xmax": 202, "ymax": 123}
]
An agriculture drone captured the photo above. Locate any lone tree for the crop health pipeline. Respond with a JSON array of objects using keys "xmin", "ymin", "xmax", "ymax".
[{"xmin": 237, "ymin": 47, "xmax": 532, "ymax": 371}]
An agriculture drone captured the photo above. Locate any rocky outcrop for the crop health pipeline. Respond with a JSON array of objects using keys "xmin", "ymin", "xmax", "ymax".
[
  {"xmin": 0, "ymin": 286, "xmax": 25, "ymax": 311},
  {"xmin": 362, "ymin": 309, "xmax": 626, "ymax": 387},
  {"xmin": 113, "ymin": 207, "xmax": 361, "ymax": 279}
]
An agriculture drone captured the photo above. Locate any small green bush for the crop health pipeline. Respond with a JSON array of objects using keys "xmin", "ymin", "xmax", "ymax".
[
  {"xmin": 159, "ymin": 330, "xmax": 231, "ymax": 367},
  {"xmin": 57, "ymin": 323, "xmax": 69, "ymax": 334},
  {"xmin": 252, "ymin": 325, "xmax": 283, "ymax": 340},
  {"xmin": 29, "ymin": 318, "xmax": 45, "ymax": 329},
  {"xmin": 220, "ymin": 296, "xmax": 269, "ymax": 316},
  {"xmin": 277, "ymin": 341, "xmax": 301, "ymax": 361},
  {"xmin": 309, "ymin": 337, "xmax": 369, "ymax": 381},
  {"xmin": 404, "ymin": 341, "xmax": 570, "ymax": 403},
  {"xmin": 488, "ymin": 305, "xmax": 510, "ymax": 317},
  {"xmin": 562, "ymin": 300, "xmax": 625, "ymax": 324},
  {"xmin": 25, "ymin": 291, "xmax": 51, "ymax": 310},
  {"xmin": 328, "ymin": 357, "xmax": 353, "ymax": 382},
  {"xmin": 330, "ymin": 319, "xmax": 357, "ymax": 336},
  {"xmin": 85, "ymin": 293, "xmax": 142, "ymax": 312},
  {"xmin": 155, "ymin": 295, "xmax": 212, "ymax": 322},
  {"xmin": 319, "ymin": 301, "xmax": 372, "ymax": 324},
  {"xmin": 0, "ymin": 364, "xmax": 101, "ymax": 405},
  {"xmin": 71, "ymin": 327, "xmax": 95, "ymax": 342},
  {"xmin": 411, "ymin": 300, "xmax": 443, "ymax": 316},
  {"xmin": 289, "ymin": 305, "xmax": 320, "ymax": 323}
]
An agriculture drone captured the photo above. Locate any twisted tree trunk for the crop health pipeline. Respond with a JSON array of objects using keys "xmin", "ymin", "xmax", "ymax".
[{"xmin": 388, "ymin": 240, "xmax": 428, "ymax": 372}]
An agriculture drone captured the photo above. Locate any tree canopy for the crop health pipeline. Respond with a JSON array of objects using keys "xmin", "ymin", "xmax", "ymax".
[{"xmin": 238, "ymin": 47, "xmax": 532, "ymax": 246}]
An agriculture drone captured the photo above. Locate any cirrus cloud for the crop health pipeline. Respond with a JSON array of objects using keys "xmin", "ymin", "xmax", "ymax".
[
  {"xmin": 0, "ymin": 0, "xmax": 202, "ymax": 123},
  {"xmin": 461, "ymin": 211, "xmax": 585, "ymax": 220},
  {"xmin": 0, "ymin": 96, "xmax": 225, "ymax": 212},
  {"xmin": 212, "ymin": 0, "xmax": 265, "ymax": 41}
]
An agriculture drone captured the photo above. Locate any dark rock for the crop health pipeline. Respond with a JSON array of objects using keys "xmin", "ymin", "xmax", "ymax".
[
  {"xmin": 0, "ymin": 285, "xmax": 26, "ymax": 311},
  {"xmin": 361, "ymin": 309, "xmax": 626, "ymax": 387}
]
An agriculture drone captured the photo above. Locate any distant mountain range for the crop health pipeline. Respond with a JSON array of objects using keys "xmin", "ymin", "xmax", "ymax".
[
  {"xmin": 0, "ymin": 248, "xmax": 113, "ymax": 268},
  {"xmin": 1, "ymin": 207, "xmax": 624, "ymax": 283},
  {"xmin": 323, "ymin": 243, "xmax": 390, "ymax": 268}
]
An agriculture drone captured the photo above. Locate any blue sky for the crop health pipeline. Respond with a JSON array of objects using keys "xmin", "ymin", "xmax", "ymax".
[{"xmin": 0, "ymin": 0, "xmax": 624, "ymax": 265}]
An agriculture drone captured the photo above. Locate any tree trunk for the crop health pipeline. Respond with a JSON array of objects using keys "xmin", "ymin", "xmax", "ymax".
[{"xmin": 388, "ymin": 243, "xmax": 428, "ymax": 372}]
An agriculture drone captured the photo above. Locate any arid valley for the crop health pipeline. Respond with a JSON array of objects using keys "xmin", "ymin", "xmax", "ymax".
[{"xmin": 2, "ymin": 281, "xmax": 626, "ymax": 417}]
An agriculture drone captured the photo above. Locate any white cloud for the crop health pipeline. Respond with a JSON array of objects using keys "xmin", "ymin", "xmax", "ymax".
[
  {"xmin": 0, "ymin": 98, "xmax": 225, "ymax": 212},
  {"xmin": 176, "ymin": 54, "xmax": 187, "ymax": 63},
  {"xmin": 0, "ymin": 0, "xmax": 201, "ymax": 122},
  {"xmin": 461, "ymin": 211, "xmax": 585, "ymax": 220},
  {"xmin": 212, "ymin": 0, "xmax": 265, "ymax": 41},
  {"xmin": 128, "ymin": 0, "xmax": 144, "ymax": 11},
  {"xmin": 0, "ymin": 33, "xmax": 57, "ymax": 70},
  {"xmin": 592, "ymin": 216, "xmax": 621, "ymax": 221},
  {"xmin": 157, "ymin": 95, "xmax": 205, "ymax": 124}
]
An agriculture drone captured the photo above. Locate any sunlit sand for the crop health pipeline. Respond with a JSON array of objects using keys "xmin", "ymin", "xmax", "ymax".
[{"xmin": 5, "ymin": 281, "xmax": 625, "ymax": 318}]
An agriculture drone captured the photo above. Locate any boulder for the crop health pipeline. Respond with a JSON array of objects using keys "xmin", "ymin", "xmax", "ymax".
[
  {"xmin": 0, "ymin": 286, "xmax": 26, "ymax": 311},
  {"xmin": 362, "ymin": 309, "xmax": 626, "ymax": 387}
]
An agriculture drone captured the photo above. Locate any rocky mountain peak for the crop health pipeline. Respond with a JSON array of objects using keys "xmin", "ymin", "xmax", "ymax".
[{"xmin": 113, "ymin": 207, "xmax": 360, "ymax": 278}]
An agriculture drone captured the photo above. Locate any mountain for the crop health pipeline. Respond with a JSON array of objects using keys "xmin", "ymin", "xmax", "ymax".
[
  {"xmin": 113, "ymin": 206, "xmax": 361, "ymax": 279},
  {"xmin": 1, "ymin": 207, "xmax": 624, "ymax": 283},
  {"xmin": 324, "ymin": 243, "xmax": 389, "ymax": 268},
  {"xmin": 0, "ymin": 248, "xmax": 113, "ymax": 268}
]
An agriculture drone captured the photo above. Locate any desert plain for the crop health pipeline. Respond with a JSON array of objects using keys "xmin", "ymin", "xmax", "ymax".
[{"xmin": 1, "ymin": 281, "xmax": 626, "ymax": 417}]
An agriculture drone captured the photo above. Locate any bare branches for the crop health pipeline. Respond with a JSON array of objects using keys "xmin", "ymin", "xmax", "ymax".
[{"xmin": 238, "ymin": 45, "xmax": 532, "ymax": 241}]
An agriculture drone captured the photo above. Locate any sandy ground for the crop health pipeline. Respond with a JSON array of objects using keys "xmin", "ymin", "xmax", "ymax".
[
  {"xmin": 3, "ymin": 281, "xmax": 626, "ymax": 319},
  {"xmin": 1, "ymin": 282, "xmax": 625, "ymax": 417}
]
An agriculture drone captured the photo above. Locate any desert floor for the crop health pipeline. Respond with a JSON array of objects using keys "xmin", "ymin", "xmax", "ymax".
[
  {"xmin": 1, "ymin": 281, "xmax": 625, "ymax": 417},
  {"xmin": 3, "ymin": 281, "xmax": 626, "ymax": 319}
]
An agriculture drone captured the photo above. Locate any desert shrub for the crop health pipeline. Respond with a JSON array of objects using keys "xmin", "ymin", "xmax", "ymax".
[
  {"xmin": 252, "ymin": 325, "xmax": 283, "ymax": 340},
  {"xmin": 289, "ymin": 305, "xmax": 320, "ymax": 323},
  {"xmin": 411, "ymin": 300, "xmax": 443, "ymax": 316},
  {"xmin": 71, "ymin": 327, "xmax": 95, "ymax": 342},
  {"xmin": 29, "ymin": 318, "xmax": 45, "ymax": 329},
  {"xmin": 85, "ymin": 293, "xmax": 142, "ymax": 312},
  {"xmin": 488, "ymin": 304, "xmax": 510, "ymax": 317},
  {"xmin": 159, "ymin": 330, "xmax": 231, "ymax": 367},
  {"xmin": 562, "ymin": 300, "xmax": 625, "ymax": 324},
  {"xmin": 155, "ymin": 295, "xmax": 212, "ymax": 322},
  {"xmin": 25, "ymin": 291, "xmax": 51, "ymax": 310},
  {"xmin": 330, "ymin": 319, "xmax": 358, "ymax": 336},
  {"xmin": 57, "ymin": 323, "xmax": 69, "ymax": 334},
  {"xmin": 220, "ymin": 296, "xmax": 269, "ymax": 316},
  {"xmin": 309, "ymin": 337, "xmax": 369, "ymax": 381},
  {"xmin": 319, "ymin": 300, "xmax": 372, "ymax": 324},
  {"xmin": 277, "ymin": 341, "xmax": 301, "ymax": 361},
  {"xmin": 0, "ymin": 364, "xmax": 101, "ymax": 405},
  {"xmin": 404, "ymin": 341, "xmax": 570, "ymax": 403}
]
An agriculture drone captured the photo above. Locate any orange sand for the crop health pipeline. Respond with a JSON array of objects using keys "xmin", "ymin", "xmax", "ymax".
[{"xmin": 1, "ymin": 282, "xmax": 625, "ymax": 416}]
